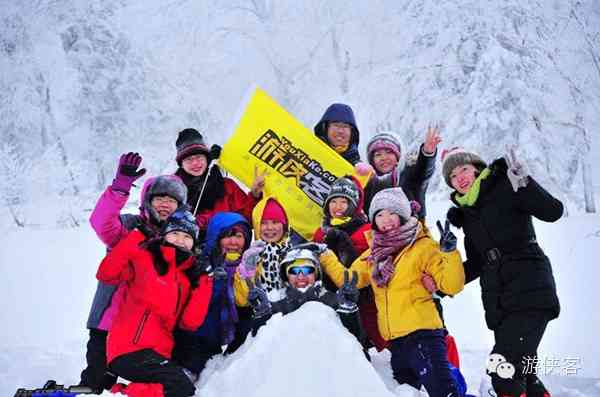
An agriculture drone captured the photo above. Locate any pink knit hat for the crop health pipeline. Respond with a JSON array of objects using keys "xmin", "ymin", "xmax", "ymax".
[{"xmin": 261, "ymin": 199, "xmax": 288, "ymax": 225}]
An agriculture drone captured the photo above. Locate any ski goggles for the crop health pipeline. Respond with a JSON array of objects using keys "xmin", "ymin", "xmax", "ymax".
[{"xmin": 287, "ymin": 266, "xmax": 316, "ymax": 276}]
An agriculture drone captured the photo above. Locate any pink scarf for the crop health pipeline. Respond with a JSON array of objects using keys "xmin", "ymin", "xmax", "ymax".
[{"xmin": 369, "ymin": 217, "xmax": 419, "ymax": 287}]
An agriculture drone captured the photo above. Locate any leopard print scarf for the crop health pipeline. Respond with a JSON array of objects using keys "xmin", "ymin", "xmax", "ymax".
[{"xmin": 259, "ymin": 238, "xmax": 291, "ymax": 292}]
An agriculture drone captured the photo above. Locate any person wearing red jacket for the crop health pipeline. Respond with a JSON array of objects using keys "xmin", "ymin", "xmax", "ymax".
[
  {"xmin": 173, "ymin": 128, "xmax": 264, "ymax": 238},
  {"xmin": 97, "ymin": 209, "xmax": 213, "ymax": 397}
]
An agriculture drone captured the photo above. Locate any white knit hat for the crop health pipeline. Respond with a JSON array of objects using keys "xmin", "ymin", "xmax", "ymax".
[{"xmin": 368, "ymin": 187, "xmax": 411, "ymax": 223}]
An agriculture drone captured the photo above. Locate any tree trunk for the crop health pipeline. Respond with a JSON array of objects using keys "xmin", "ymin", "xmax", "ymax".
[{"xmin": 582, "ymin": 154, "xmax": 596, "ymax": 213}]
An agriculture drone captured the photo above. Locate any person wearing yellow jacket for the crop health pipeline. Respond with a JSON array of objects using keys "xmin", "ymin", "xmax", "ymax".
[{"xmin": 319, "ymin": 187, "xmax": 466, "ymax": 397}]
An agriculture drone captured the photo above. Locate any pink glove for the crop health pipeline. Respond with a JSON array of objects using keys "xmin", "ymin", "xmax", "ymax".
[{"xmin": 354, "ymin": 162, "xmax": 374, "ymax": 177}]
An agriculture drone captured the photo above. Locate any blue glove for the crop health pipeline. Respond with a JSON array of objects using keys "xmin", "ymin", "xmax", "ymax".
[
  {"xmin": 336, "ymin": 270, "xmax": 359, "ymax": 313},
  {"xmin": 247, "ymin": 279, "xmax": 272, "ymax": 319},
  {"xmin": 437, "ymin": 219, "xmax": 457, "ymax": 253}
]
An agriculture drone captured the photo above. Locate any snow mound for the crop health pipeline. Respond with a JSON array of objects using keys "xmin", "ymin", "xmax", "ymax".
[{"xmin": 196, "ymin": 302, "xmax": 396, "ymax": 397}]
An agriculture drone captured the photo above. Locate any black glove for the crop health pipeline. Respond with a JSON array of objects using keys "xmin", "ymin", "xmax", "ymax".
[
  {"xmin": 213, "ymin": 265, "xmax": 228, "ymax": 280},
  {"xmin": 336, "ymin": 270, "xmax": 359, "ymax": 313},
  {"xmin": 437, "ymin": 219, "xmax": 457, "ymax": 253},
  {"xmin": 185, "ymin": 254, "xmax": 213, "ymax": 289},
  {"xmin": 210, "ymin": 144, "xmax": 222, "ymax": 161},
  {"xmin": 247, "ymin": 279, "xmax": 272, "ymax": 319},
  {"xmin": 324, "ymin": 228, "xmax": 357, "ymax": 266}
]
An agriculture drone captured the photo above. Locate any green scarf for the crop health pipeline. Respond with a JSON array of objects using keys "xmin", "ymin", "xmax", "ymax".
[{"xmin": 455, "ymin": 168, "xmax": 491, "ymax": 207}]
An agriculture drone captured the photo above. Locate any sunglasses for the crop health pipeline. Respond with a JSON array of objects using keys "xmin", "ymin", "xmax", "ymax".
[{"xmin": 287, "ymin": 266, "xmax": 316, "ymax": 276}]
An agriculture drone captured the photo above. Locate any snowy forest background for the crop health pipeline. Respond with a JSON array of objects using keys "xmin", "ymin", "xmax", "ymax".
[{"xmin": 1, "ymin": 0, "xmax": 599, "ymax": 227}]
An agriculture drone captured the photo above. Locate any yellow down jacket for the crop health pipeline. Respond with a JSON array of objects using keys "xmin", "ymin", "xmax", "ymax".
[{"xmin": 319, "ymin": 226, "xmax": 465, "ymax": 341}]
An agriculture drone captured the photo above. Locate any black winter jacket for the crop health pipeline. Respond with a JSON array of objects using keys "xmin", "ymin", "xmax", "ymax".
[{"xmin": 447, "ymin": 158, "xmax": 563, "ymax": 330}]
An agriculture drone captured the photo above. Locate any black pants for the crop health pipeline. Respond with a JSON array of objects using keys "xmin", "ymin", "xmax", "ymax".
[
  {"xmin": 110, "ymin": 349, "xmax": 195, "ymax": 397},
  {"xmin": 490, "ymin": 311, "xmax": 551, "ymax": 397},
  {"xmin": 389, "ymin": 329, "xmax": 461, "ymax": 397},
  {"xmin": 172, "ymin": 330, "xmax": 222, "ymax": 377},
  {"xmin": 79, "ymin": 328, "xmax": 117, "ymax": 393}
]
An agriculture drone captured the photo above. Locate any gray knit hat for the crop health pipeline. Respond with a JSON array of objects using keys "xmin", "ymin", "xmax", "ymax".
[
  {"xmin": 368, "ymin": 187, "xmax": 411, "ymax": 223},
  {"xmin": 141, "ymin": 175, "xmax": 188, "ymax": 222},
  {"xmin": 441, "ymin": 147, "xmax": 487, "ymax": 187}
]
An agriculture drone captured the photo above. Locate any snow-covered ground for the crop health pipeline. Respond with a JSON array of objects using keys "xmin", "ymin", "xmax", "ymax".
[{"xmin": 1, "ymin": 200, "xmax": 599, "ymax": 396}]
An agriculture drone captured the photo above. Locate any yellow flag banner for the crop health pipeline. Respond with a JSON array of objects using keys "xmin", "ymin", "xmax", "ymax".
[{"xmin": 220, "ymin": 87, "xmax": 363, "ymax": 240}]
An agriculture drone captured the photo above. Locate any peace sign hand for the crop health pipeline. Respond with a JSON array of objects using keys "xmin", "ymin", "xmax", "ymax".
[
  {"xmin": 505, "ymin": 147, "xmax": 529, "ymax": 192},
  {"xmin": 336, "ymin": 270, "xmax": 360, "ymax": 313},
  {"xmin": 437, "ymin": 219, "xmax": 457, "ymax": 253},
  {"xmin": 423, "ymin": 124, "xmax": 443, "ymax": 155},
  {"xmin": 251, "ymin": 165, "xmax": 268, "ymax": 198}
]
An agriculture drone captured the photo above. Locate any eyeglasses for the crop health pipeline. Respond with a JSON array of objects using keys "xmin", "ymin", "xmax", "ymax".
[
  {"xmin": 287, "ymin": 266, "xmax": 316, "ymax": 276},
  {"xmin": 329, "ymin": 122, "xmax": 352, "ymax": 130},
  {"xmin": 152, "ymin": 196, "xmax": 179, "ymax": 205}
]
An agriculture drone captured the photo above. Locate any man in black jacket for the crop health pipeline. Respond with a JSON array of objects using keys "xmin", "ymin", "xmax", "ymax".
[{"xmin": 246, "ymin": 245, "xmax": 367, "ymax": 353}]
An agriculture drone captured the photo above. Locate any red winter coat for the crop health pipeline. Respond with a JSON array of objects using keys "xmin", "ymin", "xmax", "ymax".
[
  {"xmin": 195, "ymin": 178, "xmax": 260, "ymax": 230},
  {"xmin": 313, "ymin": 222, "xmax": 370, "ymax": 255},
  {"xmin": 96, "ymin": 230, "xmax": 213, "ymax": 364}
]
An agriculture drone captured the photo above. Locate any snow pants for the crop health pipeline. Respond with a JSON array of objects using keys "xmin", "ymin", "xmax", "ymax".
[
  {"xmin": 489, "ymin": 311, "xmax": 552, "ymax": 397},
  {"xmin": 79, "ymin": 328, "xmax": 117, "ymax": 393},
  {"xmin": 389, "ymin": 329, "xmax": 462, "ymax": 397},
  {"xmin": 172, "ymin": 330, "xmax": 222, "ymax": 378},
  {"xmin": 109, "ymin": 349, "xmax": 195, "ymax": 397}
]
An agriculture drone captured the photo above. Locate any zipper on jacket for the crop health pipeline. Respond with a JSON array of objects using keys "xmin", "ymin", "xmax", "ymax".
[
  {"xmin": 175, "ymin": 283, "xmax": 182, "ymax": 315},
  {"xmin": 133, "ymin": 309, "xmax": 150, "ymax": 345},
  {"xmin": 385, "ymin": 287, "xmax": 391, "ymax": 338}
]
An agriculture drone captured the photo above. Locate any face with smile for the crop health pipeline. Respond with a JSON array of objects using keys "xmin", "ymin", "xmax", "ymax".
[
  {"xmin": 181, "ymin": 153, "xmax": 208, "ymax": 177},
  {"xmin": 374, "ymin": 209, "xmax": 402, "ymax": 232},
  {"xmin": 328, "ymin": 197, "xmax": 349, "ymax": 219},
  {"xmin": 164, "ymin": 230, "xmax": 194, "ymax": 251},
  {"xmin": 326, "ymin": 122, "xmax": 352, "ymax": 148},
  {"xmin": 450, "ymin": 164, "xmax": 479, "ymax": 195},
  {"xmin": 150, "ymin": 195, "xmax": 179, "ymax": 221},
  {"xmin": 219, "ymin": 231, "xmax": 246, "ymax": 254},
  {"xmin": 287, "ymin": 266, "xmax": 317, "ymax": 289},
  {"xmin": 372, "ymin": 148, "xmax": 398, "ymax": 175},
  {"xmin": 260, "ymin": 219, "xmax": 285, "ymax": 243}
]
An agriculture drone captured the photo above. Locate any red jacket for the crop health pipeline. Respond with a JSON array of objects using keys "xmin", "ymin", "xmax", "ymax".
[
  {"xmin": 96, "ymin": 230, "xmax": 213, "ymax": 363},
  {"xmin": 195, "ymin": 178, "xmax": 260, "ymax": 230}
]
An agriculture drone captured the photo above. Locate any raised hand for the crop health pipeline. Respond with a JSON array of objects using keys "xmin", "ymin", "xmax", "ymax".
[
  {"xmin": 112, "ymin": 152, "xmax": 146, "ymax": 193},
  {"xmin": 251, "ymin": 165, "xmax": 268, "ymax": 198},
  {"xmin": 209, "ymin": 144, "xmax": 222, "ymax": 161},
  {"xmin": 246, "ymin": 279, "xmax": 272, "ymax": 318},
  {"xmin": 505, "ymin": 147, "xmax": 529, "ymax": 192},
  {"xmin": 423, "ymin": 124, "xmax": 442, "ymax": 155},
  {"xmin": 336, "ymin": 270, "xmax": 359, "ymax": 313},
  {"xmin": 238, "ymin": 240, "xmax": 267, "ymax": 279},
  {"xmin": 437, "ymin": 219, "xmax": 457, "ymax": 253}
]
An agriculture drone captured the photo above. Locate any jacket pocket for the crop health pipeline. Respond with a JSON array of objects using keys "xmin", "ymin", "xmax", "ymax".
[{"xmin": 133, "ymin": 309, "xmax": 150, "ymax": 345}]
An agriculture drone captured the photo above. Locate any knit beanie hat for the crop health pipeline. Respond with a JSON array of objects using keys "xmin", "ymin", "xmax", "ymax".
[
  {"xmin": 175, "ymin": 128, "xmax": 210, "ymax": 165},
  {"xmin": 366, "ymin": 131, "xmax": 403, "ymax": 166},
  {"xmin": 441, "ymin": 147, "xmax": 487, "ymax": 187},
  {"xmin": 323, "ymin": 176, "xmax": 360, "ymax": 217},
  {"xmin": 162, "ymin": 208, "xmax": 199, "ymax": 242},
  {"xmin": 261, "ymin": 198, "xmax": 288, "ymax": 225},
  {"xmin": 368, "ymin": 187, "xmax": 411, "ymax": 223}
]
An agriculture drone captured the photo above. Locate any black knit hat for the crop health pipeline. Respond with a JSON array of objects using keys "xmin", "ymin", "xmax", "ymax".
[
  {"xmin": 175, "ymin": 128, "xmax": 210, "ymax": 165},
  {"xmin": 323, "ymin": 176, "xmax": 360, "ymax": 217}
]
